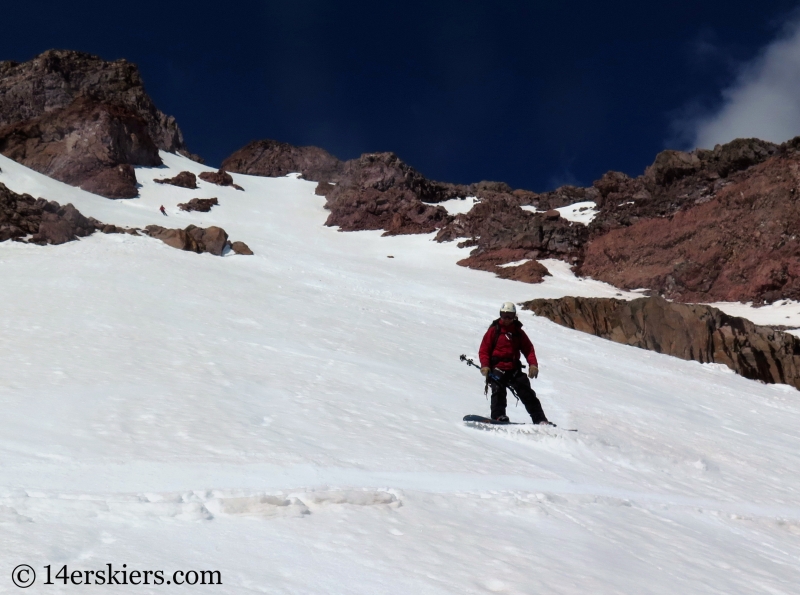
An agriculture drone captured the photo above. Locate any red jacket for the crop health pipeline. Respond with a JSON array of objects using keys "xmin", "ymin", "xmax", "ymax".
[{"xmin": 479, "ymin": 319, "xmax": 538, "ymax": 371}]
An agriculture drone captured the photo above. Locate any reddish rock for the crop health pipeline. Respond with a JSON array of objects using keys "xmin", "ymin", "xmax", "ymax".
[
  {"xmin": 323, "ymin": 152, "xmax": 457, "ymax": 234},
  {"xmin": 495, "ymin": 260, "xmax": 551, "ymax": 283},
  {"xmin": 456, "ymin": 248, "xmax": 550, "ymax": 284},
  {"xmin": 198, "ymin": 169, "xmax": 242, "ymax": 190},
  {"xmin": 543, "ymin": 209, "xmax": 561, "ymax": 220},
  {"xmin": 221, "ymin": 139, "xmax": 344, "ymax": 182},
  {"xmin": 579, "ymin": 140, "xmax": 800, "ymax": 304},
  {"xmin": 0, "ymin": 49, "xmax": 188, "ymax": 153},
  {"xmin": 155, "ymin": 171, "xmax": 197, "ymax": 189},
  {"xmin": 0, "ymin": 182, "xmax": 99, "ymax": 244},
  {"xmin": 231, "ymin": 241, "xmax": 253, "ymax": 255},
  {"xmin": 437, "ymin": 196, "xmax": 587, "ymax": 266},
  {"xmin": 0, "ymin": 97, "xmax": 161, "ymax": 198},
  {"xmin": 177, "ymin": 198, "xmax": 218, "ymax": 212},
  {"xmin": 523, "ymin": 295, "xmax": 800, "ymax": 389}
]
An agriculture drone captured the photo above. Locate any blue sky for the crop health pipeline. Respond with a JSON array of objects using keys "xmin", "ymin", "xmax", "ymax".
[{"xmin": 2, "ymin": 0, "xmax": 799, "ymax": 190}]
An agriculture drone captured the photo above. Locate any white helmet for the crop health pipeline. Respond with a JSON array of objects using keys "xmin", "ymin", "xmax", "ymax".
[{"xmin": 500, "ymin": 302, "xmax": 516, "ymax": 314}]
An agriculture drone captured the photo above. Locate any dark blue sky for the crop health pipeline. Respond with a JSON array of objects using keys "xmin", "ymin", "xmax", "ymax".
[{"xmin": 2, "ymin": 1, "xmax": 798, "ymax": 190}]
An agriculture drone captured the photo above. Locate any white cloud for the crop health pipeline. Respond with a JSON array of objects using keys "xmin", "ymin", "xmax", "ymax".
[{"xmin": 687, "ymin": 18, "xmax": 800, "ymax": 150}]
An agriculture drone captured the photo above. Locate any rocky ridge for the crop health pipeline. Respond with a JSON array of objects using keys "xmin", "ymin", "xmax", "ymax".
[
  {"xmin": 0, "ymin": 181, "xmax": 247, "ymax": 256},
  {"xmin": 523, "ymin": 295, "xmax": 800, "ymax": 390},
  {"xmin": 220, "ymin": 134, "xmax": 800, "ymax": 302},
  {"xmin": 0, "ymin": 50, "xmax": 197, "ymax": 199}
]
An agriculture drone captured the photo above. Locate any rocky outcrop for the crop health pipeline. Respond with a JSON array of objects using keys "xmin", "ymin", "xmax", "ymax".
[
  {"xmin": 0, "ymin": 182, "xmax": 99, "ymax": 244},
  {"xmin": 0, "ymin": 97, "xmax": 162, "ymax": 198},
  {"xmin": 587, "ymin": 138, "xmax": 779, "ymax": 235},
  {"xmin": 155, "ymin": 171, "xmax": 197, "ymax": 189},
  {"xmin": 0, "ymin": 49, "xmax": 187, "ymax": 152},
  {"xmin": 178, "ymin": 198, "xmax": 218, "ymax": 212},
  {"xmin": 0, "ymin": 50, "xmax": 200, "ymax": 198},
  {"xmin": 579, "ymin": 138, "xmax": 800, "ymax": 304},
  {"xmin": 198, "ymin": 169, "xmax": 243, "ymax": 190},
  {"xmin": 523, "ymin": 295, "xmax": 800, "ymax": 390},
  {"xmin": 321, "ymin": 152, "xmax": 455, "ymax": 235},
  {"xmin": 437, "ymin": 196, "xmax": 587, "ymax": 276},
  {"xmin": 221, "ymin": 139, "xmax": 344, "ymax": 182},
  {"xmin": 144, "ymin": 224, "xmax": 229, "ymax": 256}
]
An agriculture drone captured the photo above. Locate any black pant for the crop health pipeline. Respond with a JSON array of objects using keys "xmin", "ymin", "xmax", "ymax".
[{"xmin": 488, "ymin": 369, "xmax": 548, "ymax": 423}]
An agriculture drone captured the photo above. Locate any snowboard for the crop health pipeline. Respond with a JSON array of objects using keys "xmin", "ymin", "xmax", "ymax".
[
  {"xmin": 463, "ymin": 415, "xmax": 577, "ymax": 431},
  {"xmin": 463, "ymin": 415, "xmax": 524, "ymax": 425}
]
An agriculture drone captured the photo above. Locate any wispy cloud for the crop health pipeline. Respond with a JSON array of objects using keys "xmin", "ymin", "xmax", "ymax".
[{"xmin": 678, "ymin": 16, "xmax": 800, "ymax": 150}]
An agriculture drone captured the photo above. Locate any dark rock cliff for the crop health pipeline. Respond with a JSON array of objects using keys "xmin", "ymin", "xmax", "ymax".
[{"xmin": 523, "ymin": 295, "xmax": 800, "ymax": 390}]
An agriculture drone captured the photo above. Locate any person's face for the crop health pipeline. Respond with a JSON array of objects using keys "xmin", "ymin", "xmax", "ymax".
[{"xmin": 499, "ymin": 312, "xmax": 515, "ymax": 325}]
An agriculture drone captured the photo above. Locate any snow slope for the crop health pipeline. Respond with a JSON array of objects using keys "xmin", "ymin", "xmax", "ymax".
[{"xmin": 0, "ymin": 153, "xmax": 798, "ymax": 594}]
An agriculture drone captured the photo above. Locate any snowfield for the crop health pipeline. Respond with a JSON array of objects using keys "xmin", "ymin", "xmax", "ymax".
[{"xmin": 0, "ymin": 153, "xmax": 799, "ymax": 594}]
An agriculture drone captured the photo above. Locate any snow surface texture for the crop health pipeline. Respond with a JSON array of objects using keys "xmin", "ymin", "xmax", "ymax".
[{"xmin": 0, "ymin": 153, "xmax": 799, "ymax": 594}]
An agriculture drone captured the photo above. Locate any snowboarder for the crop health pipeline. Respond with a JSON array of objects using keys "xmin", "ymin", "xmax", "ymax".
[
  {"xmin": 159, "ymin": 205, "xmax": 167, "ymax": 216},
  {"xmin": 479, "ymin": 302, "xmax": 551, "ymax": 425}
]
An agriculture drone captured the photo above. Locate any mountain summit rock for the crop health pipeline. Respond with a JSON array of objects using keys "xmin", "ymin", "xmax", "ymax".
[{"xmin": 0, "ymin": 50, "xmax": 197, "ymax": 198}]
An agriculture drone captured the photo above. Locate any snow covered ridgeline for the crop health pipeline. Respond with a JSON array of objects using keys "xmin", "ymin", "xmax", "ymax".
[{"xmin": 1, "ymin": 153, "xmax": 800, "ymax": 593}]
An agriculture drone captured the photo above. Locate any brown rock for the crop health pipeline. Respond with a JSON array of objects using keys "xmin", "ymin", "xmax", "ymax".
[
  {"xmin": 145, "ymin": 225, "xmax": 200, "ymax": 252},
  {"xmin": 579, "ymin": 142, "xmax": 800, "ymax": 304},
  {"xmin": 186, "ymin": 225, "xmax": 228, "ymax": 256},
  {"xmin": 0, "ymin": 182, "xmax": 99, "ymax": 244},
  {"xmin": 523, "ymin": 295, "xmax": 800, "ymax": 390},
  {"xmin": 199, "ymin": 169, "xmax": 237, "ymax": 188},
  {"xmin": 0, "ymin": 49, "xmax": 188, "ymax": 152},
  {"xmin": 0, "ymin": 97, "xmax": 161, "ymax": 198},
  {"xmin": 544, "ymin": 209, "xmax": 561, "ymax": 221},
  {"xmin": 495, "ymin": 260, "xmax": 551, "ymax": 283},
  {"xmin": 221, "ymin": 139, "xmax": 344, "ymax": 182},
  {"xmin": 437, "ymin": 197, "xmax": 587, "ymax": 267},
  {"xmin": 231, "ymin": 241, "xmax": 253, "ymax": 255},
  {"xmin": 155, "ymin": 171, "xmax": 197, "ymax": 189},
  {"xmin": 177, "ymin": 198, "xmax": 218, "ymax": 212}
]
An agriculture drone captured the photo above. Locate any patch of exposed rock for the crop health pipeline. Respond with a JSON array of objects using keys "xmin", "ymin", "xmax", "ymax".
[
  {"xmin": 321, "ymin": 152, "xmax": 456, "ymax": 235},
  {"xmin": 198, "ymin": 169, "xmax": 243, "ymax": 190},
  {"xmin": 155, "ymin": 171, "xmax": 197, "ymax": 189},
  {"xmin": 145, "ymin": 224, "xmax": 229, "ymax": 256},
  {"xmin": 230, "ymin": 241, "xmax": 253, "ymax": 255},
  {"xmin": 580, "ymin": 138, "xmax": 800, "ymax": 304},
  {"xmin": 0, "ymin": 49, "xmax": 187, "ymax": 152},
  {"xmin": 0, "ymin": 182, "xmax": 98, "ymax": 244},
  {"xmin": 221, "ymin": 139, "xmax": 344, "ymax": 182},
  {"xmin": 587, "ymin": 138, "xmax": 779, "ymax": 235},
  {"xmin": 523, "ymin": 295, "xmax": 800, "ymax": 390},
  {"xmin": 0, "ymin": 49, "xmax": 202, "ymax": 197},
  {"xmin": 0, "ymin": 97, "xmax": 161, "ymax": 198},
  {"xmin": 178, "ymin": 198, "xmax": 218, "ymax": 212},
  {"xmin": 437, "ymin": 196, "xmax": 587, "ymax": 276}
]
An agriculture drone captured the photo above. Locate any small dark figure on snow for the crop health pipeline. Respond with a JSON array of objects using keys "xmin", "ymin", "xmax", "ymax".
[
  {"xmin": 159, "ymin": 205, "xmax": 167, "ymax": 216},
  {"xmin": 479, "ymin": 302, "xmax": 551, "ymax": 425}
]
